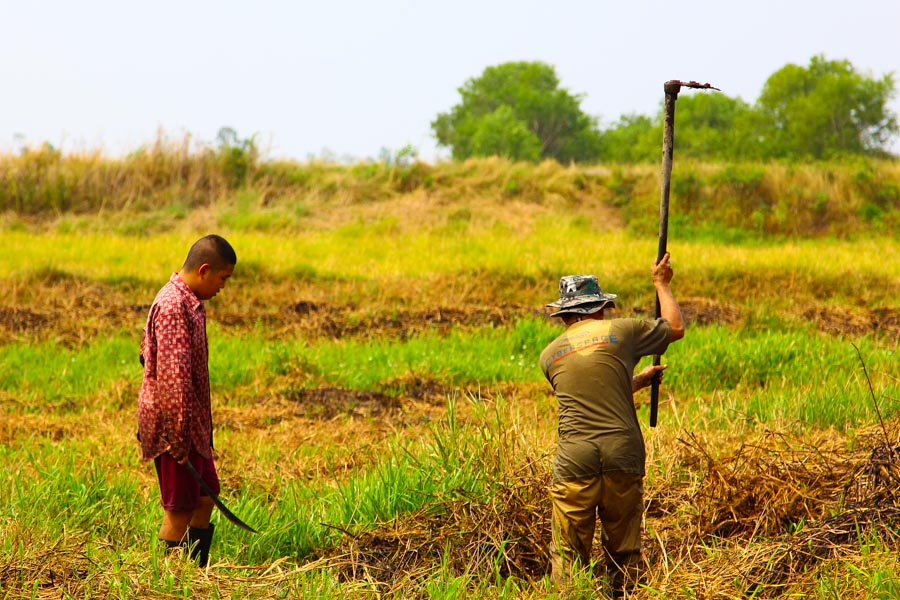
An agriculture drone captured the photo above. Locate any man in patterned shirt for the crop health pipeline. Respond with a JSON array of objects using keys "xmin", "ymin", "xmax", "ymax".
[
  {"xmin": 539, "ymin": 253, "xmax": 684, "ymax": 596},
  {"xmin": 138, "ymin": 234, "xmax": 236, "ymax": 567}
]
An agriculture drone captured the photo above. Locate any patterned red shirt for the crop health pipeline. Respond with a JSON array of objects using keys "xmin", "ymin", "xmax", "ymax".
[{"xmin": 138, "ymin": 274, "xmax": 213, "ymax": 461}]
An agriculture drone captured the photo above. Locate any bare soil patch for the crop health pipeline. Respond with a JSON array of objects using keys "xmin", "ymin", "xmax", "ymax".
[
  {"xmin": 803, "ymin": 305, "xmax": 900, "ymax": 339},
  {"xmin": 232, "ymin": 301, "xmax": 537, "ymax": 340},
  {"xmin": 4, "ymin": 275, "xmax": 899, "ymax": 346}
]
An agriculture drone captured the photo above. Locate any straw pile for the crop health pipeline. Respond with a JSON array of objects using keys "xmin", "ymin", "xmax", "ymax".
[
  {"xmin": 325, "ymin": 455, "xmax": 552, "ymax": 591},
  {"xmin": 323, "ymin": 422, "xmax": 900, "ymax": 596}
]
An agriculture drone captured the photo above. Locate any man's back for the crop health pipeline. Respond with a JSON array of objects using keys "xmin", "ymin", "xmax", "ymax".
[{"xmin": 540, "ymin": 317, "xmax": 671, "ymax": 480}]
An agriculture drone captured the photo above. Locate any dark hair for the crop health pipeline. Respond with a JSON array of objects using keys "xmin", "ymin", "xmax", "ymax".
[{"xmin": 182, "ymin": 234, "xmax": 237, "ymax": 271}]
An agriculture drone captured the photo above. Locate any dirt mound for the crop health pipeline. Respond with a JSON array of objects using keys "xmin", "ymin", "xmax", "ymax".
[
  {"xmin": 676, "ymin": 297, "xmax": 742, "ymax": 327},
  {"xmin": 0, "ymin": 306, "xmax": 49, "ymax": 334},
  {"xmin": 220, "ymin": 301, "xmax": 537, "ymax": 340},
  {"xmin": 281, "ymin": 387, "xmax": 403, "ymax": 420},
  {"xmin": 276, "ymin": 378, "xmax": 526, "ymax": 421},
  {"xmin": 803, "ymin": 305, "xmax": 900, "ymax": 338},
  {"xmin": 0, "ymin": 275, "xmax": 147, "ymax": 345}
]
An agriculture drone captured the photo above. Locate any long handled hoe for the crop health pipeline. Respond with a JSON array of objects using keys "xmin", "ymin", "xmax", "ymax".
[{"xmin": 650, "ymin": 80, "xmax": 719, "ymax": 427}]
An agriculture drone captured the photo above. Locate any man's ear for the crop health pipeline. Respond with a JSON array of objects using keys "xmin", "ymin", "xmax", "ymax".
[{"xmin": 197, "ymin": 263, "xmax": 212, "ymax": 277}]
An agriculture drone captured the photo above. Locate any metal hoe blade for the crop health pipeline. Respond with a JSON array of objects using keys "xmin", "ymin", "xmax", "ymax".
[
  {"xmin": 666, "ymin": 80, "xmax": 720, "ymax": 92},
  {"xmin": 184, "ymin": 459, "xmax": 259, "ymax": 533}
]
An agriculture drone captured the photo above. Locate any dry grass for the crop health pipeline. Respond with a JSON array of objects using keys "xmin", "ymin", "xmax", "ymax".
[
  {"xmin": 4, "ymin": 271, "xmax": 900, "ymax": 353},
  {"xmin": 2, "ymin": 141, "xmax": 899, "ymax": 237},
  {"xmin": 301, "ymin": 420, "xmax": 900, "ymax": 598}
]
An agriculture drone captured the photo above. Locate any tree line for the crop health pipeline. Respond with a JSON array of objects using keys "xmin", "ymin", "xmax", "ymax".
[{"xmin": 432, "ymin": 56, "xmax": 898, "ymax": 163}]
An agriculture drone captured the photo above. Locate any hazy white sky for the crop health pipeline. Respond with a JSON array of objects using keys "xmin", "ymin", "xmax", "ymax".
[{"xmin": 2, "ymin": 0, "xmax": 898, "ymax": 161}]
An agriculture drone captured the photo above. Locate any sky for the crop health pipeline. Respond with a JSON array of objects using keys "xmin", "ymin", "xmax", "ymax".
[{"xmin": 3, "ymin": 0, "xmax": 899, "ymax": 161}]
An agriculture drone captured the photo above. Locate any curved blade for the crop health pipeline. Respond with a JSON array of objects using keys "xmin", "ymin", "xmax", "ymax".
[{"xmin": 184, "ymin": 459, "xmax": 259, "ymax": 534}]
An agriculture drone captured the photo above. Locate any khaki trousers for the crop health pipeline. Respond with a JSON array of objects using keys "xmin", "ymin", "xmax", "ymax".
[{"xmin": 549, "ymin": 471, "xmax": 644, "ymax": 592}]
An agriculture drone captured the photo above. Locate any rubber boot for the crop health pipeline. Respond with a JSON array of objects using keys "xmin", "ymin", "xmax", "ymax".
[{"xmin": 187, "ymin": 523, "xmax": 215, "ymax": 567}]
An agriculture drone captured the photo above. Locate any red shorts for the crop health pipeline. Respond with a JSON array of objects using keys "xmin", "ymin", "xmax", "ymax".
[{"xmin": 154, "ymin": 450, "xmax": 220, "ymax": 512}]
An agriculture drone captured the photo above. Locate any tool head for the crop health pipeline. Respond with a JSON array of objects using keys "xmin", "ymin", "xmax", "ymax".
[{"xmin": 665, "ymin": 80, "xmax": 721, "ymax": 95}]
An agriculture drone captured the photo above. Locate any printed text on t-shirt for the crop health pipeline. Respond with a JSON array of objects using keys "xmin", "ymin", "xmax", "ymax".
[{"xmin": 544, "ymin": 333, "xmax": 620, "ymax": 369}]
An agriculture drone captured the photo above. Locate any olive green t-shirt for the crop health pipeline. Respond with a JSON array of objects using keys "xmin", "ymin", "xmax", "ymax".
[{"xmin": 540, "ymin": 317, "xmax": 672, "ymax": 482}]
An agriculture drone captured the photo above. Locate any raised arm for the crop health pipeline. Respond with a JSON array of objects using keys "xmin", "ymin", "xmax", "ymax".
[{"xmin": 652, "ymin": 252, "xmax": 684, "ymax": 342}]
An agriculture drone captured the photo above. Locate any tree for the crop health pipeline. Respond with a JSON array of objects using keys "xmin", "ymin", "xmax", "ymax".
[
  {"xmin": 597, "ymin": 114, "xmax": 658, "ymax": 162},
  {"xmin": 669, "ymin": 93, "xmax": 757, "ymax": 160},
  {"xmin": 469, "ymin": 105, "xmax": 542, "ymax": 161},
  {"xmin": 598, "ymin": 94, "xmax": 756, "ymax": 162},
  {"xmin": 754, "ymin": 55, "xmax": 898, "ymax": 159},
  {"xmin": 215, "ymin": 127, "xmax": 258, "ymax": 187},
  {"xmin": 432, "ymin": 61, "xmax": 602, "ymax": 162}
]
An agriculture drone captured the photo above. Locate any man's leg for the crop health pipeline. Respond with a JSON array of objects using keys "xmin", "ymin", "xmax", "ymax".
[
  {"xmin": 186, "ymin": 455, "xmax": 219, "ymax": 567},
  {"xmin": 597, "ymin": 471, "xmax": 644, "ymax": 597},
  {"xmin": 549, "ymin": 477, "xmax": 603, "ymax": 585},
  {"xmin": 160, "ymin": 509, "xmax": 192, "ymax": 542},
  {"xmin": 155, "ymin": 451, "xmax": 218, "ymax": 565},
  {"xmin": 155, "ymin": 453, "xmax": 197, "ymax": 552},
  {"xmin": 187, "ymin": 496, "xmax": 216, "ymax": 566}
]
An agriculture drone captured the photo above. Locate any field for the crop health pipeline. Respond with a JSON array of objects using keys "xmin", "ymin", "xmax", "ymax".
[{"xmin": 2, "ymin": 156, "xmax": 900, "ymax": 599}]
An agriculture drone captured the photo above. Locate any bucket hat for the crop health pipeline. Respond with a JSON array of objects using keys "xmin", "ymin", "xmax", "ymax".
[{"xmin": 546, "ymin": 275, "xmax": 617, "ymax": 317}]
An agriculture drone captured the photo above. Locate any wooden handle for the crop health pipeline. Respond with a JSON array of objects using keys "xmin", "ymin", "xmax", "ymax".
[{"xmin": 650, "ymin": 84, "xmax": 679, "ymax": 428}]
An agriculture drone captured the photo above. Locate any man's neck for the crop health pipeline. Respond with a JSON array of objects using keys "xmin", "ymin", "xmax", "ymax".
[{"xmin": 563, "ymin": 311, "xmax": 604, "ymax": 327}]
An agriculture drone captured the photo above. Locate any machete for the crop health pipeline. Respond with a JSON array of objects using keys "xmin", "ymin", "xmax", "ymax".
[{"xmin": 184, "ymin": 459, "xmax": 259, "ymax": 534}]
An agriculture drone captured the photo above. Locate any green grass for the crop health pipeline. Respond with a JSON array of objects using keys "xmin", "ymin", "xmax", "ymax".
[
  {"xmin": 0, "ymin": 336, "xmax": 136, "ymax": 404},
  {"xmin": 663, "ymin": 328, "xmax": 899, "ymax": 428},
  {"xmin": 3, "ymin": 318, "xmax": 896, "ymax": 431},
  {"xmin": 0, "ymin": 397, "xmax": 513, "ymax": 590}
]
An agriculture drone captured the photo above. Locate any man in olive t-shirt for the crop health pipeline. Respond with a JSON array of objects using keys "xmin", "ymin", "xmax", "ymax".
[{"xmin": 540, "ymin": 253, "xmax": 684, "ymax": 595}]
